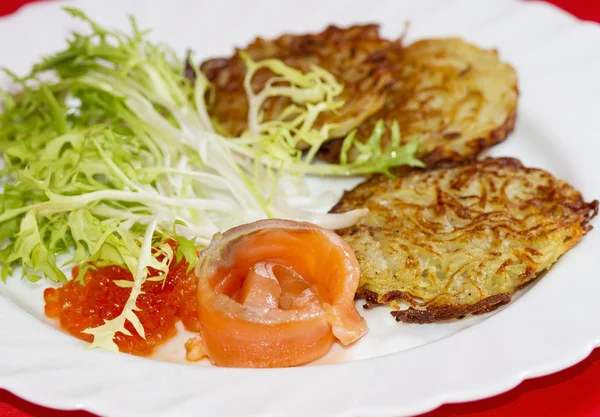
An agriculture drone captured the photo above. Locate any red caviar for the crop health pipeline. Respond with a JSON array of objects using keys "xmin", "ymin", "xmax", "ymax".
[{"xmin": 44, "ymin": 260, "xmax": 199, "ymax": 357}]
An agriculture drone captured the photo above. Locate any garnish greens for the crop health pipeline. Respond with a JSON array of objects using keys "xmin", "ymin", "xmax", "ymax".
[{"xmin": 0, "ymin": 8, "xmax": 423, "ymax": 351}]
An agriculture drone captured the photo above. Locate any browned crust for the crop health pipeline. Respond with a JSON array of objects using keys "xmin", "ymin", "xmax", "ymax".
[
  {"xmin": 330, "ymin": 157, "xmax": 524, "ymax": 213},
  {"xmin": 333, "ymin": 157, "xmax": 599, "ymax": 323},
  {"xmin": 357, "ymin": 260, "xmax": 554, "ymax": 324},
  {"xmin": 389, "ymin": 293, "xmax": 512, "ymax": 323},
  {"xmin": 421, "ymin": 108, "xmax": 517, "ymax": 168},
  {"xmin": 198, "ymin": 24, "xmax": 396, "ymax": 139},
  {"xmin": 357, "ymin": 281, "xmax": 532, "ymax": 324},
  {"xmin": 583, "ymin": 199, "xmax": 599, "ymax": 233},
  {"xmin": 319, "ymin": 107, "xmax": 517, "ymax": 168},
  {"xmin": 319, "ymin": 38, "xmax": 519, "ymax": 168},
  {"xmin": 334, "ymin": 157, "xmax": 598, "ymax": 225}
]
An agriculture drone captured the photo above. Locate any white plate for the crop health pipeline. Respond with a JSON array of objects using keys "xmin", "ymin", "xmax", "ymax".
[{"xmin": 1, "ymin": 0, "xmax": 599, "ymax": 416}]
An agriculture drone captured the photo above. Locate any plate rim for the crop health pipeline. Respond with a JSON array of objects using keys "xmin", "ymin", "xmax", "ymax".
[{"xmin": 1, "ymin": 0, "xmax": 600, "ymax": 416}]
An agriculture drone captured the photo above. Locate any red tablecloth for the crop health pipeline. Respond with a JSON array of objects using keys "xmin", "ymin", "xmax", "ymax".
[{"xmin": 1, "ymin": 0, "xmax": 599, "ymax": 416}]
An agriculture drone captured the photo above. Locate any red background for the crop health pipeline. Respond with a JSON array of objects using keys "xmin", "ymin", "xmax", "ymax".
[{"xmin": 1, "ymin": 0, "xmax": 599, "ymax": 416}]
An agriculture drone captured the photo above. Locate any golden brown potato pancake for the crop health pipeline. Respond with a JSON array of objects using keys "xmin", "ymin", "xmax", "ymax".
[
  {"xmin": 200, "ymin": 24, "xmax": 394, "ymax": 139},
  {"xmin": 330, "ymin": 158, "xmax": 598, "ymax": 323},
  {"xmin": 320, "ymin": 38, "xmax": 519, "ymax": 167}
]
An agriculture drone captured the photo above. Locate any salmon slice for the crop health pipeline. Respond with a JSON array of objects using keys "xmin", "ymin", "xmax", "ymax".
[{"xmin": 193, "ymin": 219, "xmax": 367, "ymax": 367}]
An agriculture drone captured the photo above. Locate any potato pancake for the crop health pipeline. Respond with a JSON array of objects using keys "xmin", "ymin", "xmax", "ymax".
[
  {"xmin": 320, "ymin": 38, "xmax": 519, "ymax": 167},
  {"xmin": 330, "ymin": 158, "xmax": 598, "ymax": 323},
  {"xmin": 201, "ymin": 24, "xmax": 394, "ymax": 139}
]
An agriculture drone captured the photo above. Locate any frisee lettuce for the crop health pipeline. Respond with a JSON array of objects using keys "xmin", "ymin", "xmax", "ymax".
[
  {"xmin": 233, "ymin": 50, "xmax": 424, "ymax": 176},
  {"xmin": 0, "ymin": 8, "xmax": 422, "ymax": 350},
  {"xmin": 82, "ymin": 218, "xmax": 171, "ymax": 352}
]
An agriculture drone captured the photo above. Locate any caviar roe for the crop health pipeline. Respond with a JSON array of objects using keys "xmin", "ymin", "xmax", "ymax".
[{"xmin": 44, "ymin": 259, "xmax": 199, "ymax": 357}]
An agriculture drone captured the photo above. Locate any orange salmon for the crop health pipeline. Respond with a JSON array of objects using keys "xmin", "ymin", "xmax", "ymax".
[{"xmin": 193, "ymin": 219, "xmax": 367, "ymax": 367}]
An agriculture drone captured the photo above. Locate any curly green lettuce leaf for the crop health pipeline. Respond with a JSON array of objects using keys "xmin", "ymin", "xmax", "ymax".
[
  {"xmin": 0, "ymin": 8, "xmax": 420, "ymax": 353},
  {"xmin": 82, "ymin": 219, "xmax": 173, "ymax": 352},
  {"xmin": 4, "ymin": 210, "xmax": 67, "ymax": 282},
  {"xmin": 234, "ymin": 53, "xmax": 423, "ymax": 176}
]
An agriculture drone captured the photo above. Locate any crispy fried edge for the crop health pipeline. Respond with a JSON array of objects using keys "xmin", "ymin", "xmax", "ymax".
[
  {"xmin": 318, "ymin": 81, "xmax": 518, "ymax": 168},
  {"xmin": 197, "ymin": 24, "xmax": 395, "ymax": 138},
  {"xmin": 421, "ymin": 107, "xmax": 518, "ymax": 167},
  {"xmin": 358, "ymin": 288, "xmax": 512, "ymax": 324},
  {"xmin": 318, "ymin": 44, "xmax": 520, "ymax": 168},
  {"xmin": 332, "ymin": 157, "xmax": 599, "ymax": 323}
]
